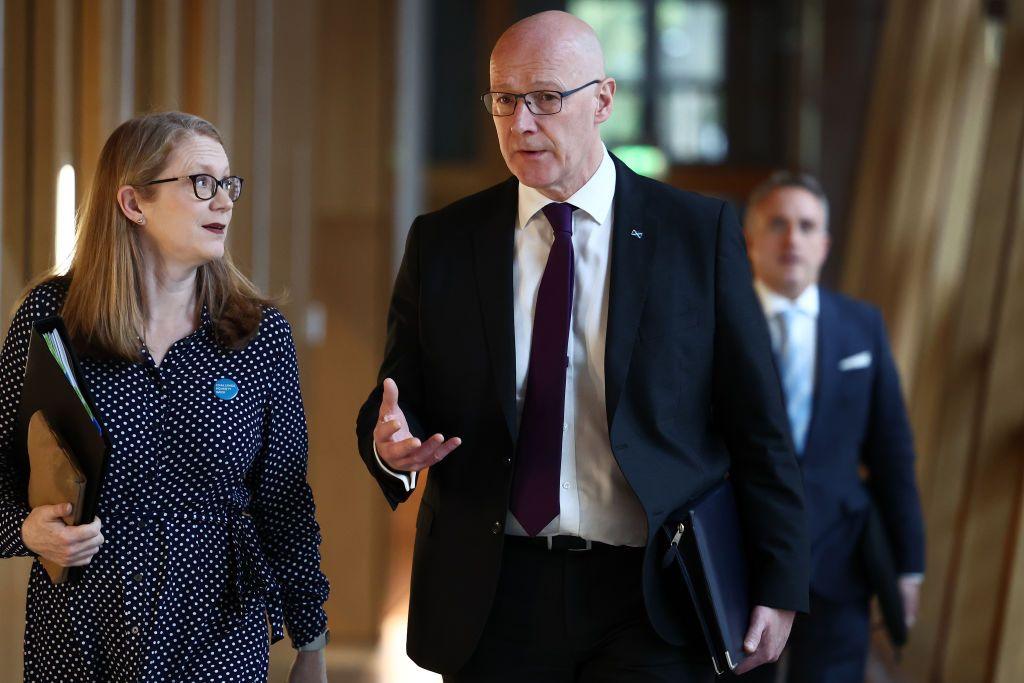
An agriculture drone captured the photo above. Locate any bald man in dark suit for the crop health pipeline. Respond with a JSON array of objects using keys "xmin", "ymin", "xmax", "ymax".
[{"xmin": 356, "ymin": 11, "xmax": 810, "ymax": 682}]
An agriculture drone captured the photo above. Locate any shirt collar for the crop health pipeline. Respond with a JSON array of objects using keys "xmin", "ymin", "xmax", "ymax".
[
  {"xmin": 755, "ymin": 280, "xmax": 820, "ymax": 319},
  {"xmin": 517, "ymin": 145, "xmax": 616, "ymax": 231}
]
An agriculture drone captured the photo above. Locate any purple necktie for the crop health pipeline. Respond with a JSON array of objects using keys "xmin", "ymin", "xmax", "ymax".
[{"xmin": 510, "ymin": 202, "xmax": 575, "ymax": 536}]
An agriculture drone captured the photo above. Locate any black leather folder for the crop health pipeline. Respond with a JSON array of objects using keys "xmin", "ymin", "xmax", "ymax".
[
  {"xmin": 861, "ymin": 498, "xmax": 908, "ymax": 648},
  {"xmin": 661, "ymin": 478, "xmax": 750, "ymax": 677},
  {"xmin": 15, "ymin": 317, "xmax": 109, "ymax": 582}
]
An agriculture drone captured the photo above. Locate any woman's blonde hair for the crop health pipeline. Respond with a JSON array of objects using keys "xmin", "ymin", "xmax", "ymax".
[{"xmin": 30, "ymin": 111, "xmax": 269, "ymax": 361}]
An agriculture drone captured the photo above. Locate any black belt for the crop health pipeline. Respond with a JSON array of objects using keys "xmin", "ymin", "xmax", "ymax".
[{"xmin": 505, "ymin": 534, "xmax": 637, "ymax": 552}]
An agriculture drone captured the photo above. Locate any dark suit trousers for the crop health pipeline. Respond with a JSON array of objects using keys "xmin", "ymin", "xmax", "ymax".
[
  {"xmin": 445, "ymin": 537, "xmax": 714, "ymax": 683},
  {"xmin": 743, "ymin": 594, "xmax": 870, "ymax": 683}
]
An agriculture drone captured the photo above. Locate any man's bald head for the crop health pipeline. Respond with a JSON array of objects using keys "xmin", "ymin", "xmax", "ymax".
[
  {"xmin": 487, "ymin": 11, "xmax": 615, "ymax": 201},
  {"xmin": 490, "ymin": 11, "xmax": 606, "ymax": 86}
]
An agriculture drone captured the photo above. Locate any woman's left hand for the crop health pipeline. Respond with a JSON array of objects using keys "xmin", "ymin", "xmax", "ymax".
[{"xmin": 288, "ymin": 650, "xmax": 326, "ymax": 683}]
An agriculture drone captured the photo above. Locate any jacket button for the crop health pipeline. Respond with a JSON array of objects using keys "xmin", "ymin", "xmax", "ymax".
[
  {"xmin": 505, "ymin": 457, "xmax": 512, "ymax": 465},
  {"xmin": 491, "ymin": 521, "xmax": 502, "ymax": 534},
  {"xmin": 132, "ymin": 573, "xmax": 144, "ymax": 584}
]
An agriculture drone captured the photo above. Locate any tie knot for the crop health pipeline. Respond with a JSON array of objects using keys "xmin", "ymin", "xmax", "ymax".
[
  {"xmin": 777, "ymin": 307, "xmax": 799, "ymax": 326},
  {"xmin": 542, "ymin": 202, "xmax": 575, "ymax": 236}
]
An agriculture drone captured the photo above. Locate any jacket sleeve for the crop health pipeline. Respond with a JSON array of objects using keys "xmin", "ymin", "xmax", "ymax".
[
  {"xmin": 0, "ymin": 286, "xmax": 63, "ymax": 558},
  {"xmin": 355, "ymin": 218, "xmax": 427, "ymax": 510},
  {"xmin": 711, "ymin": 201, "xmax": 811, "ymax": 612},
  {"xmin": 862, "ymin": 308, "xmax": 926, "ymax": 574},
  {"xmin": 249, "ymin": 312, "xmax": 330, "ymax": 648}
]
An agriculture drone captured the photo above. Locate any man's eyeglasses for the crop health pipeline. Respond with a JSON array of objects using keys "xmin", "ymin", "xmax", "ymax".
[
  {"xmin": 481, "ymin": 79, "xmax": 601, "ymax": 117},
  {"xmin": 144, "ymin": 174, "xmax": 244, "ymax": 202}
]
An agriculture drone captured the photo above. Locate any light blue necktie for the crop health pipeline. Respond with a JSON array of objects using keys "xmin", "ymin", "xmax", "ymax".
[{"xmin": 776, "ymin": 308, "xmax": 813, "ymax": 455}]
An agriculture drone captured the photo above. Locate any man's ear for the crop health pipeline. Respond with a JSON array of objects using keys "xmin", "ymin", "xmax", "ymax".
[
  {"xmin": 116, "ymin": 185, "xmax": 146, "ymax": 225},
  {"xmin": 594, "ymin": 78, "xmax": 616, "ymax": 124}
]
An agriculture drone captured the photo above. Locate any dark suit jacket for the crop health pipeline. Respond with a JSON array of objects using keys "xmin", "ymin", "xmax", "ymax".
[
  {"xmin": 796, "ymin": 289, "xmax": 926, "ymax": 602},
  {"xmin": 356, "ymin": 156, "xmax": 810, "ymax": 674}
]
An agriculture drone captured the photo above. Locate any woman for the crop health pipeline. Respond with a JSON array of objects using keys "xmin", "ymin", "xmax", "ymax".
[{"xmin": 0, "ymin": 112, "xmax": 329, "ymax": 681}]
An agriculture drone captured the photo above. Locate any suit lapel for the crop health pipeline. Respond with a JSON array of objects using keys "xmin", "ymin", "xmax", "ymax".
[
  {"xmin": 473, "ymin": 178, "xmax": 520, "ymax": 441},
  {"xmin": 604, "ymin": 157, "xmax": 656, "ymax": 428},
  {"xmin": 804, "ymin": 289, "xmax": 837, "ymax": 458}
]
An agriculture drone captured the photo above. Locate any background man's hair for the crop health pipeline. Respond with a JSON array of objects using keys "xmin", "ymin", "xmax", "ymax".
[{"xmin": 747, "ymin": 170, "xmax": 830, "ymax": 230}]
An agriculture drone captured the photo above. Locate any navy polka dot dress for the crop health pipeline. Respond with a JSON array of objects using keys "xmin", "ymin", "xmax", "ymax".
[{"xmin": 0, "ymin": 279, "xmax": 330, "ymax": 681}]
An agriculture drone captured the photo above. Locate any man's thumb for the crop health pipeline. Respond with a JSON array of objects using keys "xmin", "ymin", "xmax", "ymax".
[
  {"xmin": 744, "ymin": 616, "xmax": 765, "ymax": 653},
  {"xmin": 382, "ymin": 378, "xmax": 399, "ymax": 412}
]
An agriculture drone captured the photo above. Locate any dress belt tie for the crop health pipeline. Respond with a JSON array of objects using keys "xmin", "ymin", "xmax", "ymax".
[{"xmin": 105, "ymin": 501, "xmax": 285, "ymax": 643}]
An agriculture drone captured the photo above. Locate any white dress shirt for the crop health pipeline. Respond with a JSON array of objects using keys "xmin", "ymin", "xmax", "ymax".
[
  {"xmin": 505, "ymin": 146, "xmax": 646, "ymax": 546},
  {"xmin": 755, "ymin": 280, "xmax": 820, "ymax": 386},
  {"xmin": 377, "ymin": 146, "xmax": 647, "ymax": 547},
  {"xmin": 756, "ymin": 281, "xmax": 819, "ymax": 456}
]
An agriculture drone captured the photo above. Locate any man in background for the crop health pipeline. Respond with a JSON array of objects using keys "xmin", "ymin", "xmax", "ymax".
[{"xmin": 744, "ymin": 171, "xmax": 926, "ymax": 683}]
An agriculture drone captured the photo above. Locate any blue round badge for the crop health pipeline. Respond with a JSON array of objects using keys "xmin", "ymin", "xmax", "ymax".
[{"xmin": 214, "ymin": 377, "xmax": 239, "ymax": 401}]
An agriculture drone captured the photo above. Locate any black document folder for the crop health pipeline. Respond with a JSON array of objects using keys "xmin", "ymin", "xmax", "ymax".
[
  {"xmin": 661, "ymin": 478, "xmax": 750, "ymax": 676},
  {"xmin": 15, "ymin": 317, "xmax": 109, "ymax": 581},
  {"xmin": 861, "ymin": 498, "xmax": 908, "ymax": 648}
]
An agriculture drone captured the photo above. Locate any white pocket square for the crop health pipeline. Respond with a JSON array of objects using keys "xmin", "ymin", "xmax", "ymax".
[{"xmin": 838, "ymin": 351, "xmax": 872, "ymax": 371}]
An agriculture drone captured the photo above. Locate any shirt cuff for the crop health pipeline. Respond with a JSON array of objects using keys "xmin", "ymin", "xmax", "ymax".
[
  {"xmin": 899, "ymin": 573, "xmax": 924, "ymax": 584},
  {"xmin": 297, "ymin": 629, "xmax": 329, "ymax": 651},
  {"xmin": 3, "ymin": 506, "xmax": 34, "ymax": 558},
  {"xmin": 373, "ymin": 441, "xmax": 417, "ymax": 492}
]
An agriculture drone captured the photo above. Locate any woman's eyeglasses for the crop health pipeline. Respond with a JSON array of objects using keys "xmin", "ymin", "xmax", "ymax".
[{"xmin": 143, "ymin": 174, "xmax": 244, "ymax": 202}]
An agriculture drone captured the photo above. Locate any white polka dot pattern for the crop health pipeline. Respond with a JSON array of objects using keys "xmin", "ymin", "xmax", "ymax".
[{"xmin": 0, "ymin": 280, "xmax": 330, "ymax": 681}]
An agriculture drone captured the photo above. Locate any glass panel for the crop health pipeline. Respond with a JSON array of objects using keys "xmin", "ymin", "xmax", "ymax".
[
  {"xmin": 567, "ymin": 0, "xmax": 647, "ymax": 81},
  {"xmin": 657, "ymin": 0, "xmax": 726, "ymax": 83},
  {"xmin": 601, "ymin": 87, "xmax": 643, "ymax": 145},
  {"xmin": 658, "ymin": 88, "xmax": 728, "ymax": 162}
]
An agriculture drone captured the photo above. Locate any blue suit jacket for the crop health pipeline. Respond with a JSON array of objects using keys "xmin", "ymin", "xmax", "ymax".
[{"xmin": 797, "ymin": 288, "xmax": 925, "ymax": 602}]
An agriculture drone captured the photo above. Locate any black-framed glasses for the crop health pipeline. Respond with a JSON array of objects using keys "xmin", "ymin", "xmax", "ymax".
[
  {"xmin": 481, "ymin": 79, "xmax": 601, "ymax": 117},
  {"xmin": 144, "ymin": 174, "xmax": 244, "ymax": 202}
]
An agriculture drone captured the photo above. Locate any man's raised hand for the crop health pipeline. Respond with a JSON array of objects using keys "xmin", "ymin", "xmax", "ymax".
[{"xmin": 373, "ymin": 378, "xmax": 462, "ymax": 473}]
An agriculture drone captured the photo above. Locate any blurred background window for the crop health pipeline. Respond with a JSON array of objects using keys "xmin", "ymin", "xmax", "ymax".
[{"xmin": 569, "ymin": 0, "xmax": 728, "ymax": 163}]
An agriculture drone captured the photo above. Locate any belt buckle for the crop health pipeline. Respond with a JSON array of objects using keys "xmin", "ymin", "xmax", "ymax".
[{"xmin": 545, "ymin": 536, "xmax": 592, "ymax": 551}]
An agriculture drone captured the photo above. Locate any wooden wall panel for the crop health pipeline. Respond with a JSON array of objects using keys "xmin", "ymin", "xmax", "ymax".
[
  {"xmin": 988, "ymin": 136, "xmax": 1024, "ymax": 683},
  {"xmin": 937, "ymin": 7, "xmax": 1024, "ymax": 681},
  {"xmin": 1, "ymin": 0, "xmax": 30, "ymax": 316},
  {"xmin": 0, "ymin": 0, "xmax": 29, "ymax": 637},
  {"xmin": 76, "ymin": 0, "xmax": 104, "ymax": 195},
  {"xmin": 881, "ymin": 0, "xmax": 982, "ymax": 381},
  {"xmin": 306, "ymin": 0, "xmax": 395, "ymax": 645},
  {"xmin": 910, "ymin": 15, "xmax": 998, "ymax": 495},
  {"xmin": 842, "ymin": 0, "xmax": 917, "ymax": 300},
  {"xmin": 146, "ymin": 0, "xmax": 183, "ymax": 111},
  {"xmin": 846, "ymin": 1, "xmax": 1024, "ymax": 681},
  {"xmin": 225, "ymin": 0, "xmax": 254, "ymax": 279},
  {"xmin": 28, "ymin": 1, "xmax": 60, "ymax": 276},
  {"xmin": 76, "ymin": 0, "xmax": 136, "ymax": 214}
]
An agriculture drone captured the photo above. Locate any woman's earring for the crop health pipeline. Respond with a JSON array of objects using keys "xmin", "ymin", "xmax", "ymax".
[{"xmin": 136, "ymin": 216, "xmax": 145, "ymax": 225}]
